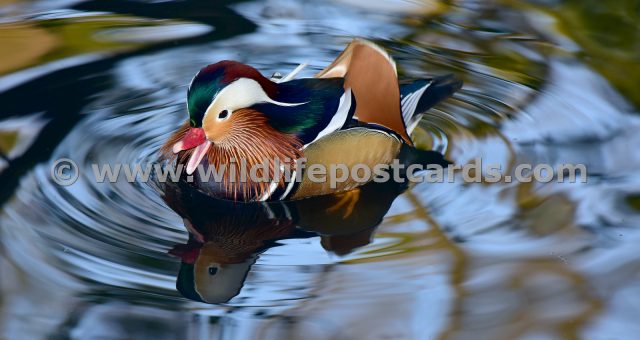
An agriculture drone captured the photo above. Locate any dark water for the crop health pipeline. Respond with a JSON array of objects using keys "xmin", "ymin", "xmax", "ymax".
[{"xmin": 1, "ymin": 0, "xmax": 640, "ymax": 339}]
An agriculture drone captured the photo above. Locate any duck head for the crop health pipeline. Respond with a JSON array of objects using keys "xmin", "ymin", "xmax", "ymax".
[{"xmin": 165, "ymin": 61, "xmax": 307, "ymax": 199}]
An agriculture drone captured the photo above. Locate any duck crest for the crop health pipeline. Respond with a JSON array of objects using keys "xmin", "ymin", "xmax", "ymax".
[{"xmin": 187, "ymin": 61, "xmax": 278, "ymax": 127}]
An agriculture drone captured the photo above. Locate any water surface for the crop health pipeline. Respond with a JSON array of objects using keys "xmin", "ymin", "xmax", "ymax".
[{"xmin": 1, "ymin": 0, "xmax": 639, "ymax": 339}]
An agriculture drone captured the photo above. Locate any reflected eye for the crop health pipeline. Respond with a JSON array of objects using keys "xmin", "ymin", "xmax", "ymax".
[
  {"xmin": 218, "ymin": 109, "xmax": 230, "ymax": 120},
  {"xmin": 208, "ymin": 266, "xmax": 218, "ymax": 275}
]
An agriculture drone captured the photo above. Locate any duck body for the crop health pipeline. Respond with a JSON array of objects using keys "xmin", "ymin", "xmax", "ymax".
[{"xmin": 162, "ymin": 39, "xmax": 461, "ymax": 202}]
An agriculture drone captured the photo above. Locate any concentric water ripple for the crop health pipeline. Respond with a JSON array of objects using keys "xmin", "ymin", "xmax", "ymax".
[{"xmin": 2, "ymin": 0, "xmax": 640, "ymax": 338}]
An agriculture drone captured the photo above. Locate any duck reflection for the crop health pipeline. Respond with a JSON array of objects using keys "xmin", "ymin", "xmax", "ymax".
[
  {"xmin": 163, "ymin": 179, "xmax": 406, "ymax": 303},
  {"xmin": 162, "ymin": 147, "xmax": 448, "ymax": 304}
]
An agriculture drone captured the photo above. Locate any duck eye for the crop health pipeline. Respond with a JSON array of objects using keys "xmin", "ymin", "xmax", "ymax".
[
  {"xmin": 208, "ymin": 266, "xmax": 218, "ymax": 275},
  {"xmin": 218, "ymin": 109, "xmax": 230, "ymax": 120}
]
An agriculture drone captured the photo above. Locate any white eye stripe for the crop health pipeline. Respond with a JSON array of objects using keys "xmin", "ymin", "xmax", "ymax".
[{"xmin": 203, "ymin": 78, "xmax": 308, "ymax": 129}]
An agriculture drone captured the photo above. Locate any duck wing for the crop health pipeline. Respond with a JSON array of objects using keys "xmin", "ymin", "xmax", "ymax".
[{"xmin": 316, "ymin": 39, "xmax": 412, "ymax": 145}]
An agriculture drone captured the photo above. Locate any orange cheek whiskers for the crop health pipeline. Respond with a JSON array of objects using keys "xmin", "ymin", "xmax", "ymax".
[{"xmin": 162, "ymin": 109, "xmax": 303, "ymax": 201}]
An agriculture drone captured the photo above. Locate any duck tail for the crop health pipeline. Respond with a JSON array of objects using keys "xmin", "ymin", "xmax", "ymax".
[
  {"xmin": 400, "ymin": 74, "xmax": 462, "ymax": 134},
  {"xmin": 398, "ymin": 143, "xmax": 452, "ymax": 170}
]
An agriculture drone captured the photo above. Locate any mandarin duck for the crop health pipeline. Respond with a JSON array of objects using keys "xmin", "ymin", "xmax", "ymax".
[{"xmin": 162, "ymin": 39, "xmax": 461, "ymax": 202}]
